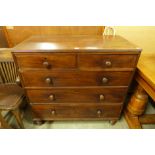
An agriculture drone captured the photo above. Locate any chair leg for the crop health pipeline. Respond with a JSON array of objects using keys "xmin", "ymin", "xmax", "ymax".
[
  {"xmin": 12, "ymin": 108, "xmax": 24, "ymax": 129},
  {"xmin": 0, "ymin": 110, "xmax": 11, "ymax": 129}
]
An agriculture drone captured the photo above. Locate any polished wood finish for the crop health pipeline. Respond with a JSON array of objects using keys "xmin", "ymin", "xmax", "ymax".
[
  {"xmin": 4, "ymin": 26, "xmax": 105, "ymax": 47},
  {"xmin": 26, "ymin": 87, "xmax": 128, "ymax": 104},
  {"xmin": 137, "ymin": 54, "xmax": 155, "ymax": 92},
  {"xmin": 15, "ymin": 53, "xmax": 137, "ymax": 69},
  {"xmin": 125, "ymin": 49, "xmax": 155, "ymax": 128},
  {"xmin": 31, "ymin": 103, "xmax": 123, "ymax": 120},
  {"xmin": 15, "ymin": 53, "xmax": 76, "ymax": 69},
  {"xmin": 13, "ymin": 35, "xmax": 141, "ymax": 52},
  {"xmin": 127, "ymin": 84, "xmax": 148, "ymax": 115},
  {"xmin": 21, "ymin": 70, "xmax": 132, "ymax": 87},
  {"xmin": 136, "ymin": 71, "xmax": 155, "ymax": 101},
  {"xmin": 124, "ymin": 84, "xmax": 148, "ymax": 129},
  {"xmin": 78, "ymin": 54, "xmax": 138, "ymax": 69},
  {"xmin": 12, "ymin": 35, "xmax": 141, "ymax": 123}
]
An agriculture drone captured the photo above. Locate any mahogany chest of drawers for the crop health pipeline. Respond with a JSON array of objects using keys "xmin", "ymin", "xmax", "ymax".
[{"xmin": 12, "ymin": 35, "xmax": 141, "ymax": 124}]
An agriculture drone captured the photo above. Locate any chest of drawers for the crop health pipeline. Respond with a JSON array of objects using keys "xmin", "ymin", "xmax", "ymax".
[{"xmin": 12, "ymin": 35, "xmax": 141, "ymax": 124}]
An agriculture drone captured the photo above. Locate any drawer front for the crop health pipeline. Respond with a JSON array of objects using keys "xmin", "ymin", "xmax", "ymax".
[
  {"xmin": 78, "ymin": 54, "xmax": 137, "ymax": 69},
  {"xmin": 31, "ymin": 104, "xmax": 122, "ymax": 119},
  {"xmin": 26, "ymin": 87, "xmax": 127, "ymax": 104},
  {"xmin": 21, "ymin": 70, "xmax": 132, "ymax": 87},
  {"xmin": 15, "ymin": 53, "xmax": 77, "ymax": 69}
]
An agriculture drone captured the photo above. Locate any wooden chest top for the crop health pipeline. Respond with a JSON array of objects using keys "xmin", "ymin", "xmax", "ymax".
[{"xmin": 13, "ymin": 35, "xmax": 141, "ymax": 53}]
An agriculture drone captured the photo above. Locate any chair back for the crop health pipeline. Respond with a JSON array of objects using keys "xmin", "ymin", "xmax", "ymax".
[{"xmin": 0, "ymin": 48, "xmax": 18, "ymax": 84}]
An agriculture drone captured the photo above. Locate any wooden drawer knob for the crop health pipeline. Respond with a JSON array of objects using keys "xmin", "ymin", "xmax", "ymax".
[
  {"xmin": 105, "ymin": 60, "xmax": 112, "ymax": 67},
  {"xmin": 45, "ymin": 77, "xmax": 52, "ymax": 84},
  {"xmin": 100, "ymin": 94, "xmax": 105, "ymax": 101},
  {"xmin": 49, "ymin": 94, "xmax": 54, "ymax": 101},
  {"xmin": 43, "ymin": 61, "xmax": 50, "ymax": 68},
  {"xmin": 51, "ymin": 110, "xmax": 56, "ymax": 115},
  {"xmin": 102, "ymin": 77, "xmax": 108, "ymax": 84},
  {"xmin": 97, "ymin": 110, "xmax": 102, "ymax": 117}
]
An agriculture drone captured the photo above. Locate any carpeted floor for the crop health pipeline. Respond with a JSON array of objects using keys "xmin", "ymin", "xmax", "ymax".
[{"xmin": 3, "ymin": 100, "xmax": 155, "ymax": 129}]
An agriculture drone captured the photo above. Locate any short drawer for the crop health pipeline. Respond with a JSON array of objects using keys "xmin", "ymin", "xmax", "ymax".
[
  {"xmin": 14, "ymin": 53, "xmax": 77, "ymax": 69},
  {"xmin": 31, "ymin": 104, "xmax": 123, "ymax": 119},
  {"xmin": 78, "ymin": 54, "xmax": 137, "ymax": 69},
  {"xmin": 21, "ymin": 70, "xmax": 133, "ymax": 87},
  {"xmin": 26, "ymin": 87, "xmax": 128, "ymax": 104}
]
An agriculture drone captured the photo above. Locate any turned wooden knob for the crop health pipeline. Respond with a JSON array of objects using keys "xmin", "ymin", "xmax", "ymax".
[
  {"xmin": 97, "ymin": 110, "xmax": 102, "ymax": 117},
  {"xmin": 43, "ymin": 61, "xmax": 50, "ymax": 68},
  {"xmin": 45, "ymin": 77, "xmax": 52, "ymax": 84},
  {"xmin": 105, "ymin": 60, "xmax": 112, "ymax": 67},
  {"xmin": 100, "ymin": 94, "xmax": 105, "ymax": 101},
  {"xmin": 49, "ymin": 94, "xmax": 54, "ymax": 101},
  {"xmin": 102, "ymin": 77, "xmax": 108, "ymax": 84},
  {"xmin": 51, "ymin": 110, "xmax": 56, "ymax": 115}
]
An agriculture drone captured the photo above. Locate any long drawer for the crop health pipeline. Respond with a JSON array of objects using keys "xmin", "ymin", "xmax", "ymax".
[
  {"xmin": 21, "ymin": 70, "xmax": 133, "ymax": 87},
  {"xmin": 31, "ymin": 104, "xmax": 123, "ymax": 120},
  {"xmin": 26, "ymin": 87, "xmax": 128, "ymax": 104}
]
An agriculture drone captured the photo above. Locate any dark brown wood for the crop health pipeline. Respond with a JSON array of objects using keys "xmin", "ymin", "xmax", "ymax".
[
  {"xmin": 15, "ymin": 53, "xmax": 77, "ymax": 69},
  {"xmin": 12, "ymin": 35, "xmax": 141, "ymax": 52},
  {"xmin": 26, "ymin": 87, "xmax": 128, "ymax": 104},
  {"xmin": 12, "ymin": 35, "xmax": 141, "ymax": 124},
  {"xmin": 78, "ymin": 54, "xmax": 137, "ymax": 69},
  {"xmin": 21, "ymin": 70, "xmax": 132, "ymax": 87},
  {"xmin": 31, "ymin": 103, "xmax": 123, "ymax": 120}
]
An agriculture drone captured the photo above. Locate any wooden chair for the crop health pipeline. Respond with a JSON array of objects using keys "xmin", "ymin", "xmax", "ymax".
[
  {"xmin": 0, "ymin": 84, "xmax": 25, "ymax": 128},
  {"xmin": 0, "ymin": 49, "xmax": 25, "ymax": 129}
]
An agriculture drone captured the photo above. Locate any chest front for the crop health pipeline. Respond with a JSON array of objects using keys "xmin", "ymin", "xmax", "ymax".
[{"xmin": 12, "ymin": 35, "xmax": 141, "ymax": 124}]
